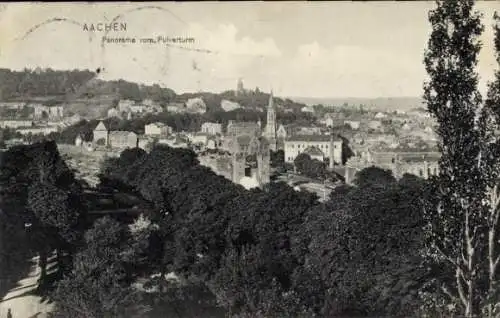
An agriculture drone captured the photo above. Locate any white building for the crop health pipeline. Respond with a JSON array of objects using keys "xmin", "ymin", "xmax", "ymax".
[
  {"xmin": 107, "ymin": 107, "xmax": 121, "ymax": 118},
  {"xmin": 344, "ymin": 120, "xmax": 361, "ymax": 130},
  {"xmin": 221, "ymin": 100, "xmax": 241, "ymax": 112},
  {"xmin": 201, "ymin": 122, "xmax": 222, "ymax": 135},
  {"xmin": 145, "ymin": 122, "xmax": 172, "ymax": 137},
  {"xmin": 374, "ymin": 112, "xmax": 387, "ymax": 119},
  {"xmin": 17, "ymin": 126, "xmax": 59, "ymax": 136},
  {"xmin": 284, "ymin": 135, "xmax": 343, "ymax": 166}
]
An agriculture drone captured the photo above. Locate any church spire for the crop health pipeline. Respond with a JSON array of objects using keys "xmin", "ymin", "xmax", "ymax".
[
  {"xmin": 265, "ymin": 89, "xmax": 277, "ymax": 151},
  {"xmin": 268, "ymin": 89, "xmax": 274, "ymax": 109}
]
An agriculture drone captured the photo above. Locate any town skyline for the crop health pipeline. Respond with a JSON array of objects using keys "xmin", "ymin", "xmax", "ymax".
[{"xmin": 1, "ymin": 2, "xmax": 499, "ymax": 99}]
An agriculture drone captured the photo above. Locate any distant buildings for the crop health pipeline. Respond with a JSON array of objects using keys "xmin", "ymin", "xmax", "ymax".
[
  {"xmin": 0, "ymin": 120, "xmax": 34, "ymax": 129},
  {"xmin": 374, "ymin": 112, "xmax": 387, "ymax": 119},
  {"xmin": 344, "ymin": 120, "xmax": 360, "ymax": 130},
  {"xmin": 226, "ymin": 120, "xmax": 261, "ymax": 138},
  {"xmin": 108, "ymin": 131, "xmax": 139, "ymax": 149},
  {"xmin": 201, "ymin": 122, "xmax": 222, "ymax": 135},
  {"xmin": 107, "ymin": 107, "xmax": 121, "ymax": 118},
  {"xmin": 345, "ymin": 150, "xmax": 440, "ymax": 184},
  {"xmin": 33, "ymin": 105, "xmax": 63, "ymax": 120}
]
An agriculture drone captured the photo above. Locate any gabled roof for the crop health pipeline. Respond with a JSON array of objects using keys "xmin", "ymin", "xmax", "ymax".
[{"xmin": 94, "ymin": 121, "xmax": 108, "ymax": 131}]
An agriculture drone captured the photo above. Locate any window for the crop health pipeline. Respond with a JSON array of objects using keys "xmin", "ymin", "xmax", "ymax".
[{"xmin": 419, "ymin": 169, "xmax": 423, "ymax": 177}]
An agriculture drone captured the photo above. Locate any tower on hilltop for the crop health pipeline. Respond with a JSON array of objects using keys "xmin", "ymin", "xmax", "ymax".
[
  {"xmin": 236, "ymin": 78, "xmax": 244, "ymax": 96},
  {"xmin": 265, "ymin": 90, "xmax": 277, "ymax": 151}
]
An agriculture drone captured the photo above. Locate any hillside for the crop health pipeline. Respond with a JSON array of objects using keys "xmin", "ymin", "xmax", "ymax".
[
  {"xmin": 0, "ymin": 68, "xmax": 308, "ymax": 117},
  {"xmin": 289, "ymin": 96, "xmax": 425, "ymax": 112}
]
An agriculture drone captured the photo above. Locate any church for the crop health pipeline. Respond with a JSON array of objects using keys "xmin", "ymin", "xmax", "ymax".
[{"xmin": 225, "ymin": 91, "xmax": 278, "ymax": 189}]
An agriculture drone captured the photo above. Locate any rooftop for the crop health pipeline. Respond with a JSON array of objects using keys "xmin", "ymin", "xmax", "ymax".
[
  {"xmin": 286, "ymin": 134, "xmax": 342, "ymax": 142},
  {"xmin": 109, "ymin": 131, "xmax": 136, "ymax": 137}
]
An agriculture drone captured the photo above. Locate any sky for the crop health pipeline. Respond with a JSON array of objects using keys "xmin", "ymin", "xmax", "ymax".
[{"xmin": 0, "ymin": 2, "xmax": 499, "ymax": 98}]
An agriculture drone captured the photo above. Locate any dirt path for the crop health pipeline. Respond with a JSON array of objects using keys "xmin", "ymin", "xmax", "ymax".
[{"xmin": 0, "ymin": 256, "xmax": 53, "ymax": 318}]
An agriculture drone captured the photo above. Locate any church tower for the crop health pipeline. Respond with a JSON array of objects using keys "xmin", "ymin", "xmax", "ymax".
[{"xmin": 265, "ymin": 90, "xmax": 277, "ymax": 151}]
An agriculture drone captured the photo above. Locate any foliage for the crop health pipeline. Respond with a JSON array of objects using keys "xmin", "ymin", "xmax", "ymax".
[
  {"xmin": 293, "ymin": 153, "xmax": 328, "ymax": 179},
  {"xmin": 421, "ymin": 1, "xmax": 500, "ymax": 316},
  {"xmin": 353, "ymin": 166, "xmax": 396, "ymax": 188},
  {"xmin": 302, "ymin": 177, "xmax": 427, "ymax": 316},
  {"xmin": 50, "ymin": 217, "xmax": 151, "ymax": 318}
]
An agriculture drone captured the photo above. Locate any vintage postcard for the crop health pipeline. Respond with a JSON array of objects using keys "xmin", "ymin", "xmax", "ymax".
[{"xmin": 1, "ymin": 2, "xmax": 500, "ymax": 317}]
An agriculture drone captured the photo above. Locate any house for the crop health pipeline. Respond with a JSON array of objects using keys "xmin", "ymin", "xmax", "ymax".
[
  {"xmin": 374, "ymin": 112, "xmax": 387, "ymax": 119},
  {"xmin": 188, "ymin": 132, "xmax": 210, "ymax": 146},
  {"xmin": 344, "ymin": 120, "xmax": 360, "ymax": 130},
  {"xmin": 284, "ymin": 135, "xmax": 343, "ymax": 166},
  {"xmin": 107, "ymin": 107, "xmax": 121, "ymax": 118},
  {"xmin": 201, "ymin": 122, "xmax": 222, "ymax": 135},
  {"xmin": 277, "ymin": 124, "xmax": 287, "ymax": 139},
  {"xmin": 226, "ymin": 121, "xmax": 261, "ymax": 137},
  {"xmin": 145, "ymin": 122, "xmax": 172, "ymax": 137},
  {"xmin": 108, "ymin": 131, "xmax": 138, "ymax": 149},
  {"xmin": 33, "ymin": 105, "xmax": 64, "ymax": 120},
  {"xmin": 93, "ymin": 121, "xmax": 109, "ymax": 146},
  {"xmin": 325, "ymin": 116, "xmax": 335, "ymax": 128},
  {"xmin": 206, "ymin": 136, "xmax": 222, "ymax": 150}
]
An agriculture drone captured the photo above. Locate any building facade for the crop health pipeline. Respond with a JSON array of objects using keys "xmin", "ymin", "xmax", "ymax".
[
  {"xmin": 226, "ymin": 120, "xmax": 261, "ymax": 138},
  {"xmin": 108, "ymin": 131, "xmax": 138, "ymax": 149},
  {"xmin": 201, "ymin": 122, "xmax": 222, "ymax": 135},
  {"xmin": 145, "ymin": 122, "xmax": 172, "ymax": 136},
  {"xmin": 284, "ymin": 134, "xmax": 343, "ymax": 166}
]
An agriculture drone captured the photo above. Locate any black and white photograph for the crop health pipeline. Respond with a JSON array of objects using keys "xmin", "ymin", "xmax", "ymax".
[{"xmin": 0, "ymin": 1, "xmax": 500, "ymax": 317}]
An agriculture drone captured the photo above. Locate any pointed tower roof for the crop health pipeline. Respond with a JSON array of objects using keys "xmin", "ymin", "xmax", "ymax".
[{"xmin": 268, "ymin": 90, "xmax": 274, "ymax": 109}]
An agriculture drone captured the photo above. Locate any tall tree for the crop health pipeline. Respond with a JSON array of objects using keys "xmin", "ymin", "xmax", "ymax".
[
  {"xmin": 483, "ymin": 12, "xmax": 500, "ymax": 317},
  {"xmin": 421, "ymin": 1, "xmax": 498, "ymax": 316}
]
